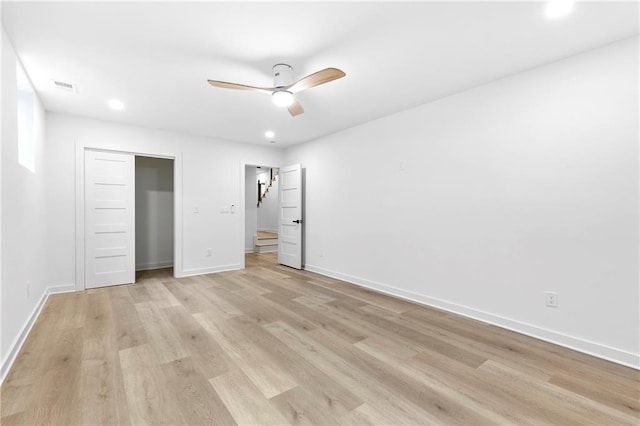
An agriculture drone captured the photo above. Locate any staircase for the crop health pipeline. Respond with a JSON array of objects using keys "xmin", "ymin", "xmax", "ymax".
[
  {"xmin": 254, "ymin": 231, "xmax": 278, "ymax": 253},
  {"xmin": 257, "ymin": 167, "xmax": 279, "ymax": 207}
]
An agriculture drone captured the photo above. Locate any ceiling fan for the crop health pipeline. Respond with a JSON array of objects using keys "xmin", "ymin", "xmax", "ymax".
[{"xmin": 207, "ymin": 64, "xmax": 346, "ymax": 117}]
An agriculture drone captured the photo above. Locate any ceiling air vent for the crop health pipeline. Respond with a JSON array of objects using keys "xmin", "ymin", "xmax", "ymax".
[{"xmin": 52, "ymin": 79, "xmax": 77, "ymax": 93}]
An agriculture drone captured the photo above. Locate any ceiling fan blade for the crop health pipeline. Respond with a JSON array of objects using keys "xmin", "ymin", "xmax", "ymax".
[
  {"xmin": 207, "ymin": 80, "xmax": 273, "ymax": 94},
  {"xmin": 288, "ymin": 99, "xmax": 304, "ymax": 116},
  {"xmin": 288, "ymin": 68, "xmax": 346, "ymax": 93}
]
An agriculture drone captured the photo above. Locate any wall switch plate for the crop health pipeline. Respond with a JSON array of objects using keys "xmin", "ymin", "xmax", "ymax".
[{"xmin": 545, "ymin": 291, "xmax": 558, "ymax": 308}]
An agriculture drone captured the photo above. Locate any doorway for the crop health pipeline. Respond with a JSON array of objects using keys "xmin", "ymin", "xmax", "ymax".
[
  {"xmin": 244, "ymin": 165, "xmax": 279, "ymax": 266},
  {"xmin": 135, "ymin": 156, "xmax": 174, "ymax": 276}
]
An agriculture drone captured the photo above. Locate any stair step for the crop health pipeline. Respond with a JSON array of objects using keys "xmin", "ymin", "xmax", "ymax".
[
  {"xmin": 257, "ymin": 231, "xmax": 278, "ymax": 240},
  {"xmin": 254, "ymin": 241, "xmax": 277, "ymax": 253}
]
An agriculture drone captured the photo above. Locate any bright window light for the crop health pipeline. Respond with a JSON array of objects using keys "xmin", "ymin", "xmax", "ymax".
[
  {"xmin": 17, "ymin": 63, "xmax": 36, "ymax": 173},
  {"xmin": 546, "ymin": 0, "xmax": 575, "ymax": 19}
]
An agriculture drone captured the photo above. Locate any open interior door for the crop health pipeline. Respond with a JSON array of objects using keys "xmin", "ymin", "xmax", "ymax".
[
  {"xmin": 85, "ymin": 150, "xmax": 135, "ymax": 288},
  {"xmin": 278, "ymin": 164, "xmax": 302, "ymax": 269}
]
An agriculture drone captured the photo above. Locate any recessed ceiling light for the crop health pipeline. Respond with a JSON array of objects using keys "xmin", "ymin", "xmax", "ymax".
[
  {"xmin": 545, "ymin": 0, "xmax": 574, "ymax": 19},
  {"xmin": 265, "ymin": 130, "xmax": 275, "ymax": 138},
  {"xmin": 108, "ymin": 99, "xmax": 125, "ymax": 110}
]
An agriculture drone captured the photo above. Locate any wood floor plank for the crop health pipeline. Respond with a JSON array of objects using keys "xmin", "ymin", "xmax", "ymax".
[
  {"xmin": 127, "ymin": 282, "xmax": 153, "ymax": 304},
  {"xmin": 134, "ymin": 301, "xmax": 189, "ymax": 364},
  {"xmin": 162, "ymin": 279, "xmax": 211, "ymax": 314},
  {"xmin": 194, "ymin": 311, "xmax": 298, "ymax": 399},
  {"xmin": 263, "ymin": 320, "xmax": 442, "ymax": 425},
  {"xmin": 307, "ymin": 277, "xmax": 415, "ymax": 314},
  {"xmin": 2, "ymin": 254, "xmax": 638, "ymax": 426},
  {"xmin": 0, "ymin": 382, "xmax": 32, "ymax": 419},
  {"xmin": 397, "ymin": 306, "xmax": 556, "ymax": 381},
  {"xmin": 211, "ymin": 285, "xmax": 317, "ymax": 332},
  {"xmin": 354, "ymin": 336, "xmax": 511, "ymax": 424},
  {"xmin": 109, "ymin": 285, "xmax": 149, "ymax": 351},
  {"xmin": 42, "ymin": 292, "xmax": 87, "ymax": 330},
  {"xmin": 163, "ymin": 305, "xmax": 233, "ymax": 379},
  {"xmin": 338, "ymin": 402, "xmax": 407, "ymax": 426},
  {"xmin": 2, "ymin": 309, "xmax": 58, "ymax": 387},
  {"xmin": 549, "ymin": 371, "xmax": 640, "ymax": 416},
  {"xmin": 80, "ymin": 290, "xmax": 130, "ymax": 425},
  {"xmin": 159, "ymin": 357, "xmax": 236, "ymax": 425},
  {"xmin": 230, "ymin": 316, "xmax": 363, "ymax": 415},
  {"xmin": 144, "ymin": 278, "xmax": 183, "ymax": 308},
  {"xmin": 478, "ymin": 359, "xmax": 639, "ymax": 425},
  {"xmin": 269, "ymin": 386, "xmax": 340, "ymax": 425},
  {"xmin": 263, "ymin": 291, "xmax": 367, "ymax": 344},
  {"xmin": 12, "ymin": 327, "xmax": 84, "ymax": 425},
  {"xmin": 209, "ymin": 369, "xmax": 290, "ymax": 426},
  {"xmin": 118, "ymin": 344, "xmax": 185, "ymax": 425},
  {"xmin": 309, "ymin": 326, "xmax": 499, "ymax": 425}
]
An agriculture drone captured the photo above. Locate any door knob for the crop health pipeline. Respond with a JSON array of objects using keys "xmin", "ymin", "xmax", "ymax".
[{"xmin": 292, "ymin": 219, "xmax": 302, "ymax": 224}]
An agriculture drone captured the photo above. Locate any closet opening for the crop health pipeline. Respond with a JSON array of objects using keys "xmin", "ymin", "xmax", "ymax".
[{"xmin": 135, "ymin": 156, "xmax": 175, "ymax": 278}]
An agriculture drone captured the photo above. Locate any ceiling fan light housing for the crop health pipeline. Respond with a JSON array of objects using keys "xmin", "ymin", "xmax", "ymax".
[
  {"xmin": 273, "ymin": 63, "xmax": 293, "ymax": 88},
  {"xmin": 272, "ymin": 90, "xmax": 295, "ymax": 107}
]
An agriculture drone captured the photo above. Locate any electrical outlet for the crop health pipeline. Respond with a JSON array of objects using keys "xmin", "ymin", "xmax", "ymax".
[
  {"xmin": 206, "ymin": 248, "xmax": 212, "ymax": 257},
  {"xmin": 545, "ymin": 291, "xmax": 558, "ymax": 308}
]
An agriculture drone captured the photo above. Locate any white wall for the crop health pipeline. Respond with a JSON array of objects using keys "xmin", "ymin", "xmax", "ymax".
[
  {"xmin": 135, "ymin": 156, "xmax": 174, "ymax": 270},
  {"xmin": 1, "ymin": 27, "xmax": 49, "ymax": 377},
  {"xmin": 245, "ymin": 166, "xmax": 258, "ymax": 251},
  {"xmin": 285, "ymin": 37, "xmax": 639, "ymax": 368},
  {"xmin": 257, "ymin": 169, "xmax": 279, "ymax": 233},
  {"xmin": 45, "ymin": 113, "xmax": 283, "ymax": 286}
]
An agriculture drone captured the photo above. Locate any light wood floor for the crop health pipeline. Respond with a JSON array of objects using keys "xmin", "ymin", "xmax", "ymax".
[{"xmin": 1, "ymin": 253, "xmax": 638, "ymax": 425}]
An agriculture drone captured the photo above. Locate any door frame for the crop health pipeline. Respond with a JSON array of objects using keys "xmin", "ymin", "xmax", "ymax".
[
  {"xmin": 75, "ymin": 141, "xmax": 183, "ymax": 291},
  {"xmin": 239, "ymin": 160, "xmax": 281, "ymax": 270}
]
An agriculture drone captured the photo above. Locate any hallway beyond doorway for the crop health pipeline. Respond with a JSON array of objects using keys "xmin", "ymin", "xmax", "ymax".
[{"xmin": 245, "ymin": 251, "xmax": 277, "ymax": 268}]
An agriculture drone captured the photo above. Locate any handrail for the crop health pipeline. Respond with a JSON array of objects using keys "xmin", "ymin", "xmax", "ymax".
[{"xmin": 257, "ymin": 168, "xmax": 279, "ymax": 208}]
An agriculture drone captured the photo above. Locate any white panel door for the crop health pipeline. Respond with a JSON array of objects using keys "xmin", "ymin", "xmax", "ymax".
[
  {"xmin": 85, "ymin": 150, "xmax": 135, "ymax": 288},
  {"xmin": 278, "ymin": 164, "xmax": 302, "ymax": 269}
]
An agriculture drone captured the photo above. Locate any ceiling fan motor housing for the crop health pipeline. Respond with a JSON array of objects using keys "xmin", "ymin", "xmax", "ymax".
[{"xmin": 273, "ymin": 64, "xmax": 293, "ymax": 88}]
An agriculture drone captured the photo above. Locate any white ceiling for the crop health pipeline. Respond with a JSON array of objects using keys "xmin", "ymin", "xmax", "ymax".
[{"xmin": 2, "ymin": 1, "xmax": 638, "ymax": 147}]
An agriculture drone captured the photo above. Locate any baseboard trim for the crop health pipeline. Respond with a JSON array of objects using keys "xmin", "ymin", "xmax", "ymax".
[
  {"xmin": 254, "ymin": 247, "xmax": 277, "ymax": 253},
  {"xmin": 181, "ymin": 264, "xmax": 241, "ymax": 277},
  {"xmin": 304, "ymin": 264, "xmax": 640, "ymax": 370},
  {"xmin": 0, "ymin": 283, "xmax": 76, "ymax": 385},
  {"xmin": 136, "ymin": 261, "xmax": 173, "ymax": 271}
]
